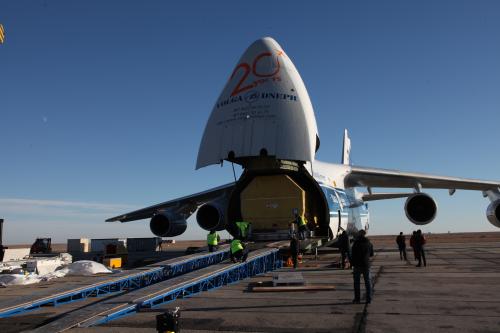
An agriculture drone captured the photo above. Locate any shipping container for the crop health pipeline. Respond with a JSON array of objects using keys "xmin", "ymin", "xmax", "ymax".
[
  {"xmin": 126, "ymin": 237, "xmax": 162, "ymax": 252},
  {"xmin": 67, "ymin": 238, "xmax": 90, "ymax": 253},
  {"xmin": 90, "ymin": 239, "xmax": 126, "ymax": 254},
  {"xmin": 241, "ymin": 174, "xmax": 305, "ymax": 231}
]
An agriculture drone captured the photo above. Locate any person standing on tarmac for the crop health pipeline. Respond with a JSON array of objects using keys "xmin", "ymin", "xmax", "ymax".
[
  {"xmin": 289, "ymin": 234, "xmax": 300, "ymax": 269},
  {"xmin": 410, "ymin": 231, "xmax": 417, "ymax": 261},
  {"xmin": 414, "ymin": 229, "xmax": 427, "ymax": 267},
  {"xmin": 207, "ymin": 230, "xmax": 220, "ymax": 253},
  {"xmin": 396, "ymin": 232, "xmax": 407, "ymax": 261},
  {"xmin": 351, "ymin": 230, "xmax": 374, "ymax": 304},
  {"xmin": 230, "ymin": 238, "xmax": 248, "ymax": 263},
  {"xmin": 338, "ymin": 230, "xmax": 351, "ymax": 269}
]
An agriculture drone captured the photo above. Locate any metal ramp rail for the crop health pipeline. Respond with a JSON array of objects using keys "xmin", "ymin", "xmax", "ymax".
[
  {"xmin": 0, "ymin": 248, "xmax": 229, "ymax": 318},
  {"xmin": 33, "ymin": 248, "xmax": 281, "ymax": 331},
  {"xmin": 84, "ymin": 248, "xmax": 281, "ymax": 327}
]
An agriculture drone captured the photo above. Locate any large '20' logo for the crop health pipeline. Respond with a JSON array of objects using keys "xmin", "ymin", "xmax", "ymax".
[{"xmin": 230, "ymin": 51, "xmax": 282, "ymax": 97}]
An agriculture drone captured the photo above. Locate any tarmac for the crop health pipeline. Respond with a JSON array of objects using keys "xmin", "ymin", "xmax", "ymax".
[{"xmin": 2, "ymin": 235, "xmax": 500, "ymax": 332}]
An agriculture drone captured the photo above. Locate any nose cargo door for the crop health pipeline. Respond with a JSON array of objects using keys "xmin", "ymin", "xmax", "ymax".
[
  {"xmin": 240, "ymin": 175, "xmax": 305, "ymax": 232},
  {"xmin": 196, "ymin": 37, "xmax": 319, "ymax": 169}
]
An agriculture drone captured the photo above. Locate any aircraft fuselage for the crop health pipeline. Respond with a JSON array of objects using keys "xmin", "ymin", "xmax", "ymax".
[{"xmin": 222, "ymin": 158, "xmax": 369, "ymax": 242}]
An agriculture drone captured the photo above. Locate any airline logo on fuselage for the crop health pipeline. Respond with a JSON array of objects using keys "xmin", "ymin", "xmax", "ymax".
[{"xmin": 216, "ymin": 90, "xmax": 298, "ymax": 109}]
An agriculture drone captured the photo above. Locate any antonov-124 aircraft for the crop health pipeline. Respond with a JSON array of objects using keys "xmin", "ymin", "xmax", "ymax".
[{"xmin": 107, "ymin": 37, "xmax": 500, "ymax": 242}]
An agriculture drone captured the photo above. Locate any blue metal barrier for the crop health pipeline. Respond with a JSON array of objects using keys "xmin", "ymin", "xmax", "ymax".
[
  {"xmin": 88, "ymin": 249, "xmax": 282, "ymax": 326},
  {"xmin": 0, "ymin": 249, "xmax": 229, "ymax": 318}
]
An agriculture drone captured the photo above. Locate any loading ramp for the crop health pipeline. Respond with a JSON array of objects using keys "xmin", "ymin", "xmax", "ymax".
[
  {"xmin": 31, "ymin": 248, "xmax": 281, "ymax": 332},
  {"xmin": 0, "ymin": 246, "xmax": 229, "ymax": 318}
]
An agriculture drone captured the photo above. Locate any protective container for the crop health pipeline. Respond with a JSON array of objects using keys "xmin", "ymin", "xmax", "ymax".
[{"xmin": 240, "ymin": 174, "xmax": 305, "ymax": 231}]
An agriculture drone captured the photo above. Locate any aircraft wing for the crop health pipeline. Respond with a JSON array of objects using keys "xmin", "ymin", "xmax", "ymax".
[
  {"xmin": 345, "ymin": 166, "xmax": 500, "ymax": 192},
  {"xmin": 106, "ymin": 182, "xmax": 235, "ymax": 223}
]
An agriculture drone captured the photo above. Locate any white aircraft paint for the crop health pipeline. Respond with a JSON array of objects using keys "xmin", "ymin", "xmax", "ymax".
[{"xmin": 196, "ymin": 37, "xmax": 319, "ymax": 169}]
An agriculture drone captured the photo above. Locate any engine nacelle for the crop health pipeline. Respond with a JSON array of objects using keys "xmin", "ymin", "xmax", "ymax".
[
  {"xmin": 196, "ymin": 200, "xmax": 227, "ymax": 231},
  {"xmin": 486, "ymin": 200, "xmax": 500, "ymax": 228},
  {"xmin": 404, "ymin": 193, "xmax": 437, "ymax": 225},
  {"xmin": 149, "ymin": 212, "xmax": 187, "ymax": 237}
]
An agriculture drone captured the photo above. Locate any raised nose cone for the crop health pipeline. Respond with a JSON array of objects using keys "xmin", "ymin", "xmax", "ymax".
[{"xmin": 196, "ymin": 37, "xmax": 319, "ymax": 169}]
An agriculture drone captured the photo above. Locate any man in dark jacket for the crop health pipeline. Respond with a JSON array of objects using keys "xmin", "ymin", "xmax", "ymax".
[
  {"xmin": 338, "ymin": 230, "xmax": 351, "ymax": 269},
  {"xmin": 414, "ymin": 229, "xmax": 427, "ymax": 267},
  {"xmin": 396, "ymin": 232, "xmax": 407, "ymax": 261},
  {"xmin": 410, "ymin": 231, "xmax": 417, "ymax": 261},
  {"xmin": 289, "ymin": 234, "xmax": 300, "ymax": 269},
  {"xmin": 351, "ymin": 229, "xmax": 374, "ymax": 304}
]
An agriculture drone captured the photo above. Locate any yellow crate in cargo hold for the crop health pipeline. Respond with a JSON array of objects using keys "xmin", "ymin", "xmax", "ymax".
[
  {"xmin": 103, "ymin": 257, "xmax": 122, "ymax": 269},
  {"xmin": 240, "ymin": 174, "xmax": 305, "ymax": 230}
]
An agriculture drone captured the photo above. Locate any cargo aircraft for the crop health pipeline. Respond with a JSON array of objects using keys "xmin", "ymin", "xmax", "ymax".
[{"xmin": 107, "ymin": 37, "xmax": 500, "ymax": 242}]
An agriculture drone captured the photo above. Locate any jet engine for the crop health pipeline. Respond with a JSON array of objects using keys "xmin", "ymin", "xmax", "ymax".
[
  {"xmin": 149, "ymin": 212, "xmax": 187, "ymax": 237},
  {"xmin": 196, "ymin": 200, "xmax": 227, "ymax": 231},
  {"xmin": 404, "ymin": 193, "xmax": 437, "ymax": 225},
  {"xmin": 486, "ymin": 200, "xmax": 500, "ymax": 228}
]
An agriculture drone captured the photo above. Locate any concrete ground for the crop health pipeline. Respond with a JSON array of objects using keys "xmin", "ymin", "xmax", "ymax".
[
  {"xmin": 73, "ymin": 239, "xmax": 500, "ymax": 333},
  {"xmin": 2, "ymin": 235, "xmax": 500, "ymax": 332}
]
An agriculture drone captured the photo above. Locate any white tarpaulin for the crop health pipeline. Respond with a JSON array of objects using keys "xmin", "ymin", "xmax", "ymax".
[
  {"xmin": 0, "ymin": 260, "xmax": 112, "ymax": 287},
  {"xmin": 61, "ymin": 260, "xmax": 112, "ymax": 276}
]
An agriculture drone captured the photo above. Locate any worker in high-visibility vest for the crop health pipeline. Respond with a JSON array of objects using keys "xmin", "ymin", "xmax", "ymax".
[
  {"xmin": 293, "ymin": 210, "xmax": 308, "ymax": 240},
  {"xmin": 230, "ymin": 238, "xmax": 248, "ymax": 263},
  {"xmin": 207, "ymin": 230, "xmax": 220, "ymax": 252},
  {"xmin": 235, "ymin": 221, "xmax": 252, "ymax": 240}
]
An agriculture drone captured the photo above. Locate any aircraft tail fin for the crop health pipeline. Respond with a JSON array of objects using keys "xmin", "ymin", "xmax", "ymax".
[{"xmin": 341, "ymin": 129, "xmax": 351, "ymax": 165}]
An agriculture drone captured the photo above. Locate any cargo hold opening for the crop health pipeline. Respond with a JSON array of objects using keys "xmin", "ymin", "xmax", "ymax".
[{"xmin": 227, "ymin": 167, "xmax": 329, "ymax": 240}]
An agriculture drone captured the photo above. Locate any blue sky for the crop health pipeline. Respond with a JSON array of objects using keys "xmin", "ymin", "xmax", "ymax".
[{"xmin": 1, "ymin": 1, "xmax": 499, "ymax": 244}]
